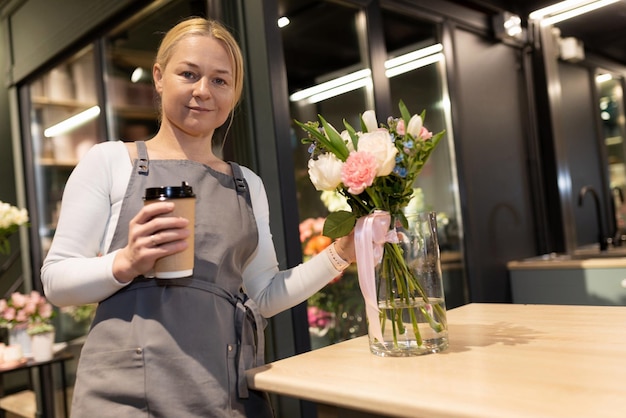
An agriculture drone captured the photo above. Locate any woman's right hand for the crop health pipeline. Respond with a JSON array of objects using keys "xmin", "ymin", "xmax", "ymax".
[{"xmin": 112, "ymin": 201, "xmax": 190, "ymax": 283}]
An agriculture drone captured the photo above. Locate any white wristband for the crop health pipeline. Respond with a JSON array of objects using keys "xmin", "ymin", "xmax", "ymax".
[{"xmin": 327, "ymin": 241, "xmax": 350, "ymax": 272}]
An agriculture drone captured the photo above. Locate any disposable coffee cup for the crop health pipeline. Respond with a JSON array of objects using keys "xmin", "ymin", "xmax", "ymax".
[{"xmin": 144, "ymin": 181, "xmax": 196, "ymax": 279}]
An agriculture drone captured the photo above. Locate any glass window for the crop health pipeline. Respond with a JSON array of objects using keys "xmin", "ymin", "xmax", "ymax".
[
  {"xmin": 382, "ymin": 8, "xmax": 466, "ymax": 309},
  {"xmin": 597, "ymin": 72, "xmax": 626, "ymax": 236},
  {"xmin": 282, "ymin": 1, "xmax": 371, "ymax": 348},
  {"xmin": 282, "ymin": 1, "xmax": 467, "ymax": 349},
  {"xmin": 28, "ymin": 45, "xmax": 103, "ymax": 258}
]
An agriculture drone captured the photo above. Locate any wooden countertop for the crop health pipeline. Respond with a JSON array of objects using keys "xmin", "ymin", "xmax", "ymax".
[
  {"xmin": 247, "ymin": 303, "xmax": 626, "ymax": 417},
  {"xmin": 508, "ymin": 247, "xmax": 626, "ymax": 269},
  {"xmin": 507, "ymin": 257, "xmax": 626, "ymax": 269}
]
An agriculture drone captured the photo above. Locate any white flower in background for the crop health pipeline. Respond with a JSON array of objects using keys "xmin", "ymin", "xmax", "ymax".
[
  {"xmin": 405, "ymin": 188, "xmax": 425, "ymax": 214},
  {"xmin": 308, "ymin": 153, "xmax": 344, "ymax": 191},
  {"xmin": 0, "ymin": 201, "xmax": 29, "ymax": 255},
  {"xmin": 0, "ymin": 203, "xmax": 28, "ymax": 230},
  {"xmin": 321, "ymin": 190, "xmax": 351, "ymax": 213}
]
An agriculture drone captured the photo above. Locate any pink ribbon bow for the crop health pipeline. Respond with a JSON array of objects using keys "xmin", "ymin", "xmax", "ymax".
[{"xmin": 354, "ymin": 210, "xmax": 399, "ymax": 344}]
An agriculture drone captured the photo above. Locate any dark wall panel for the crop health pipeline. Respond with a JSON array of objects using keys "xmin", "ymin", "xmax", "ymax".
[{"xmin": 452, "ymin": 28, "xmax": 537, "ymax": 302}]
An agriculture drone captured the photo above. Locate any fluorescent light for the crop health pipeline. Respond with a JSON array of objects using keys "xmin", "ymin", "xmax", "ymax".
[
  {"xmin": 290, "ymin": 44, "xmax": 443, "ymax": 103},
  {"xmin": 44, "ymin": 106, "xmax": 101, "ymax": 137},
  {"xmin": 289, "ymin": 69, "xmax": 372, "ymax": 102},
  {"xmin": 384, "ymin": 44, "xmax": 443, "ymax": 70},
  {"xmin": 308, "ymin": 78, "xmax": 372, "ymax": 103},
  {"xmin": 385, "ymin": 53, "xmax": 443, "ymax": 78},
  {"xmin": 530, "ymin": 0, "xmax": 620, "ymax": 26},
  {"xmin": 278, "ymin": 16, "xmax": 290, "ymax": 28}
]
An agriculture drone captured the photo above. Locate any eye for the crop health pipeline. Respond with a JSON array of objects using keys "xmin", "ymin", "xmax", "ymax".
[
  {"xmin": 181, "ymin": 71, "xmax": 197, "ymax": 80},
  {"xmin": 213, "ymin": 77, "xmax": 227, "ymax": 86}
]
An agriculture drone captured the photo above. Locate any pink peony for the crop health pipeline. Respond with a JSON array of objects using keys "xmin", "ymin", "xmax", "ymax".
[
  {"xmin": 341, "ymin": 151, "xmax": 378, "ymax": 195},
  {"xmin": 38, "ymin": 302, "xmax": 54, "ymax": 319},
  {"xmin": 10, "ymin": 292, "xmax": 27, "ymax": 308}
]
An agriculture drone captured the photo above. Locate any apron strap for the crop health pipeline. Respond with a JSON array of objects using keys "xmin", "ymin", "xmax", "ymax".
[
  {"xmin": 234, "ymin": 294, "xmax": 266, "ymax": 398},
  {"xmin": 135, "ymin": 141, "xmax": 149, "ymax": 175},
  {"xmin": 229, "ymin": 162, "xmax": 247, "ymax": 194}
]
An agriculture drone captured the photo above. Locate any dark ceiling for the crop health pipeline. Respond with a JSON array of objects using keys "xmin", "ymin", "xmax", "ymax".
[
  {"xmin": 478, "ymin": 0, "xmax": 626, "ymax": 65},
  {"xmin": 277, "ymin": 0, "xmax": 626, "ymax": 92}
]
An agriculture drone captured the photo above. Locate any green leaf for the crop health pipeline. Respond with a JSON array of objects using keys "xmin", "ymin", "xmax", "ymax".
[
  {"xmin": 323, "ymin": 210, "xmax": 356, "ymax": 239},
  {"xmin": 294, "ymin": 119, "xmax": 330, "ymax": 148},
  {"xmin": 343, "ymin": 119, "xmax": 359, "ymax": 151},
  {"xmin": 319, "ymin": 116, "xmax": 350, "ymax": 161},
  {"xmin": 399, "ymin": 100, "xmax": 411, "ymax": 125}
]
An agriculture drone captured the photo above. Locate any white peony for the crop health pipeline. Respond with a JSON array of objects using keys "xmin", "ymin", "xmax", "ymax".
[
  {"xmin": 307, "ymin": 153, "xmax": 344, "ymax": 191},
  {"xmin": 356, "ymin": 130, "xmax": 397, "ymax": 176}
]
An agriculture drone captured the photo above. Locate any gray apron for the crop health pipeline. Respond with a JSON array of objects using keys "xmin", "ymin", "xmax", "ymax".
[{"xmin": 71, "ymin": 141, "xmax": 273, "ymax": 418}]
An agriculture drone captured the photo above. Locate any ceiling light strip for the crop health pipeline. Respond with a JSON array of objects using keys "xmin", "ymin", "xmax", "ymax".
[
  {"xmin": 385, "ymin": 53, "xmax": 443, "ymax": 78},
  {"xmin": 290, "ymin": 44, "xmax": 443, "ymax": 103},
  {"xmin": 44, "ymin": 106, "xmax": 101, "ymax": 138},
  {"xmin": 530, "ymin": 0, "xmax": 620, "ymax": 25}
]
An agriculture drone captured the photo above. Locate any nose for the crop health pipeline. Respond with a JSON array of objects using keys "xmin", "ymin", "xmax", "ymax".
[{"xmin": 193, "ymin": 77, "xmax": 211, "ymax": 99}]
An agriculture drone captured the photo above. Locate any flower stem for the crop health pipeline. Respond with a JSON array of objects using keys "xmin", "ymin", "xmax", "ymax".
[{"xmin": 378, "ymin": 241, "xmax": 445, "ymax": 348}]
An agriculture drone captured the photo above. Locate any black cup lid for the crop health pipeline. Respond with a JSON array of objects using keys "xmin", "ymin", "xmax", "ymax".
[{"xmin": 144, "ymin": 181, "xmax": 195, "ymax": 200}]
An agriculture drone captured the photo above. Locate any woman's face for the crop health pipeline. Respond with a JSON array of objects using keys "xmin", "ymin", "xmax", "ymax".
[{"xmin": 154, "ymin": 35, "xmax": 235, "ymax": 138}]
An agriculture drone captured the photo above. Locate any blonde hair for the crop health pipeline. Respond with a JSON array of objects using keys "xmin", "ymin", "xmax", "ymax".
[{"xmin": 155, "ymin": 17, "xmax": 244, "ymax": 108}]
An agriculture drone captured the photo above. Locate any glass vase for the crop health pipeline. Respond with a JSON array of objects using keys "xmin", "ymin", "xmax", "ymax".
[{"xmin": 369, "ymin": 211, "xmax": 449, "ymax": 357}]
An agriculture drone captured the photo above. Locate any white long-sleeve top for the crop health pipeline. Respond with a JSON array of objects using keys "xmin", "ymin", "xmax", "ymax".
[{"xmin": 41, "ymin": 141, "xmax": 340, "ymax": 318}]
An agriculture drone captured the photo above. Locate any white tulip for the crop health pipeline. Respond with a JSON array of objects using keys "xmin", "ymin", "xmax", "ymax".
[
  {"xmin": 341, "ymin": 130, "xmax": 355, "ymax": 152},
  {"xmin": 308, "ymin": 153, "xmax": 344, "ymax": 191},
  {"xmin": 362, "ymin": 110, "xmax": 379, "ymax": 132},
  {"xmin": 357, "ymin": 130, "xmax": 397, "ymax": 176},
  {"xmin": 406, "ymin": 114, "xmax": 423, "ymax": 139}
]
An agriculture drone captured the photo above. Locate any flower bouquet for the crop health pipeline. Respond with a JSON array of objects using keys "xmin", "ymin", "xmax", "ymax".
[
  {"xmin": 296, "ymin": 101, "xmax": 448, "ymax": 356},
  {"xmin": 0, "ymin": 201, "xmax": 29, "ymax": 255},
  {"xmin": 0, "ymin": 291, "xmax": 55, "ymax": 332},
  {"xmin": 0, "ymin": 291, "xmax": 55, "ymax": 357}
]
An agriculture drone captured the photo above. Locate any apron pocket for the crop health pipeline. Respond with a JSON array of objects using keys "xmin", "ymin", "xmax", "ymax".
[{"xmin": 72, "ymin": 347, "xmax": 147, "ymax": 417}]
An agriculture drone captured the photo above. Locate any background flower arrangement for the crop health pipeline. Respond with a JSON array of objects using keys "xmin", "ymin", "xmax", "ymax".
[
  {"xmin": 299, "ymin": 217, "xmax": 365, "ymax": 346},
  {"xmin": 296, "ymin": 100, "xmax": 447, "ymax": 352},
  {"xmin": 0, "ymin": 200, "xmax": 29, "ymax": 255},
  {"xmin": 0, "ymin": 291, "xmax": 55, "ymax": 334}
]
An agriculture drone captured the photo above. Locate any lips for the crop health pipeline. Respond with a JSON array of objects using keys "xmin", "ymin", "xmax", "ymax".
[{"xmin": 188, "ymin": 105, "xmax": 210, "ymax": 112}]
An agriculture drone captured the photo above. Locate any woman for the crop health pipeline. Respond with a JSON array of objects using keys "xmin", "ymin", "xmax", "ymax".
[{"xmin": 41, "ymin": 17, "xmax": 355, "ymax": 417}]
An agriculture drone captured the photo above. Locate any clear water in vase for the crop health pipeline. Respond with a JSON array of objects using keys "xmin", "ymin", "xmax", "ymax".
[{"xmin": 369, "ymin": 297, "xmax": 448, "ymax": 357}]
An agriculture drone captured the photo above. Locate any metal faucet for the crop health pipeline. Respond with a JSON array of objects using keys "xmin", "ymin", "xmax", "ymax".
[
  {"xmin": 612, "ymin": 187, "xmax": 625, "ymax": 246},
  {"xmin": 578, "ymin": 185, "xmax": 608, "ymax": 251}
]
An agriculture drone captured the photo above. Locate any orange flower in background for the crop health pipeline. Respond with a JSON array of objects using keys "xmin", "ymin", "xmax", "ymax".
[{"xmin": 304, "ymin": 234, "xmax": 332, "ymax": 256}]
